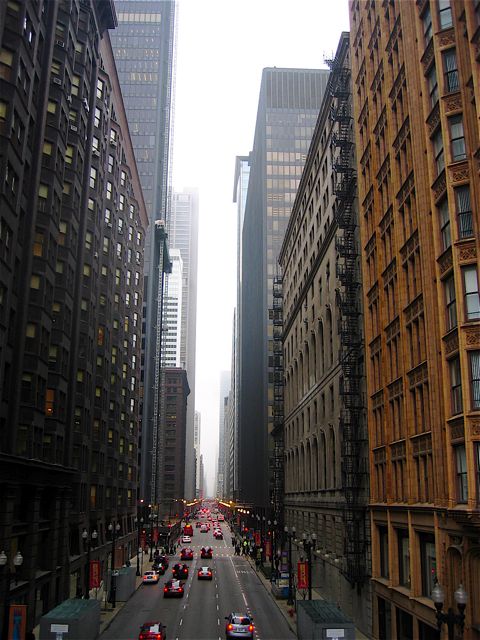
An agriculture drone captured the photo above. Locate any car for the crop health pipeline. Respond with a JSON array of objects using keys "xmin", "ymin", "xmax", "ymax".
[
  {"xmin": 218, "ymin": 515, "xmax": 225, "ymax": 521},
  {"xmin": 180, "ymin": 547, "xmax": 194, "ymax": 560},
  {"xmin": 163, "ymin": 579, "xmax": 185, "ymax": 598},
  {"xmin": 225, "ymin": 613, "xmax": 255, "ymax": 639},
  {"xmin": 142, "ymin": 571, "xmax": 159, "ymax": 585},
  {"xmin": 195, "ymin": 521, "xmax": 202, "ymax": 528},
  {"xmin": 201, "ymin": 546, "xmax": 213, "ymax": 559},
  {"xmin": 181, "ymin": 535, "xmax": 192, "ymax": 544},
  {"xmin": 172, "ymin": 563, "xmax": 189, "ymax": 579},
  {"xmin": 214, "ymin": 530, "xmax": 223, "ymax": 539},
  {"xmin": 200, "ymin": 524, "xmax": 208, "ymax": 533},
  {"xmin": 153, "ymin": 562, "xmax": 166, "ymax": 575},
  {"xmin": 138, "ymin": 621, "xmax": 167, "ymax": 640},
  {"xmin": 197, "ymin": 566, "xmax": 213, "ymax": 580}
]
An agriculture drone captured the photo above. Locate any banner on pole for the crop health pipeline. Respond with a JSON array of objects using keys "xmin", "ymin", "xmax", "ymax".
[
  {"xmin": 90, "ymin": 560, "xmax": 101, "ymax": 588},
  {"xmin": 8, "ymin": 604, "xmax": 27, "ymax": 640},
  {"xmin": 265, "ymin": 539, "xmax": 272, "ymax": 559},
  {"xmin": 297, "ymin": 561, "xmax": 309, "ymax": 589},
  {"xmin": 254, "ymin": 530, "xmax": 261, "ymax": 546}
]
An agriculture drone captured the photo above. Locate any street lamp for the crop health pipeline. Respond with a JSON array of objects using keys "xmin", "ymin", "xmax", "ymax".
[
  {"xmin": 82, "ymin": 528, "xmax": 98, "ymax": 599},
  {"xmin": 134, "ymin": 517, "xmax": 144, "ymax": 576},
  {"xmin": 302, "ymin": 532, "xmax": 317, "ymax": 600},
  {"xmin": 284, "ymin": 526, "xmax": 296, "ymax": 605},
  {"xmin": 108, "ymin": 521, "xmax": 121, "ymax": 608},
  {"xmin": 432, "ymin": 581, "xmax": 467, "ymax": 640},
  {"xmin": 0, "ymin": 550, "xmax": 23, "ymax": 639}
]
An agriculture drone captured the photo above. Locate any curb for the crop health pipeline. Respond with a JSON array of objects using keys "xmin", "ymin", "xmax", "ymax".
[{"xmin": 99, "ymin": 574, "xmax": 144, "ymax": 637}]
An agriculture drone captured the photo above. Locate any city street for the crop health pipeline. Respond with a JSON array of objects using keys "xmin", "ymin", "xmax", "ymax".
[{"xmin": 100, "ymin": 524, "xmax": 294, "ymax": 640}]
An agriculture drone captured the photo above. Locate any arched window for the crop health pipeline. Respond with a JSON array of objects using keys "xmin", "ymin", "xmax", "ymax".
[
  {"xmin": 329, "ymin": 427, "xmax": 336, "ymax": 487},
  {"xmin": 326, "ymin": 307, "xmax": 333, "ymax": 368},
  {"xmin": 320, "ymin": 431, "xmax": 327, "ymax": 489},
  {"xmin": 311, "ymin": 332, "xmax": 317, "ymax": 385},
  {"xmin": 299, "ymin": 352, "xmax": 304, "ymax": 398},
  {"xmin": 312, "ymin": 437, "xmax": 318, "ymax": 488},
  {"xmin": 306, "ymin": 440, "xmax": 311, "ymax": 491},
  {"xmin": 305, "ymin": 343, "xmax": 310, "ymax": 393},
  {"xmin": 318, "ymin": 321, "xmax": 325, "ymax": 376}
]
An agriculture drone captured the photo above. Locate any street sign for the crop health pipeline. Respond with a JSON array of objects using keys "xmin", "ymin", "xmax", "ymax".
[{"xmin": 51, "ymin": 625, "xmax": 69, "ymax": 633}]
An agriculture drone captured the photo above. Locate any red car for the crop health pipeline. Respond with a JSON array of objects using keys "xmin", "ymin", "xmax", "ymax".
[
  {"xmin": 197, "ymin": 566, "xmax": 213, "ymax": 580},
  {"xmin": 138, "ymin": 621, "xmax": 167, "ymax": 640},
  {"xmin": 180, "ymin": 547, "xmax": 194, "ymax": 560},
  {"xmin": 163, "ymin": 579, "xmax": 184, "ymax": 598},
  {"xmin": 201, "ymin": 546, "xmax": 213, "ymax": 559}
]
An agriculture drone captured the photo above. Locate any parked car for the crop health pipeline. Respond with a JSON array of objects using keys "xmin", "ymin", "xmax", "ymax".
[{"xmin": 142, "ymin": 571, "xmax": 159, "ymax": 585}]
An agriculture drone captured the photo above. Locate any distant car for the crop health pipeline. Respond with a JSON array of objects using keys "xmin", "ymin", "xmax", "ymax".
[
  {"xmin": 180, "ymin": 547, "xmax": 194, "ymax": 560},
  {"xmin": 181, "ymin": 535, "xmax": 192, "ymax": 544},
  {"xmin": 142, "ymin": 571, "xmax": 159, "ymax": 585},
  {"xmin": 138, "ymin": 621, "xmax": 167, "ymax": 640},
  {"xmin": 195, "ymin": 521, "xmax": 202, "ymax": 528},
  {"xmin": 183, "ymin": 524, "xmax": 193, "ymax": 536},
  {"xmin": 225, "ymin": 613, "xmax": 255, "ymax": 639},
  {"xmin": 163, "ymin": 579, "xmax": 184, "ymax": 598},
  {"xmin": 200, "ymin": 524, "xmax": 208, "ymax": 533},
  {"xmin": 214, "ymin": 530, "xmax": 223, "ymax": 539},
  {"xmin": 218, "ymin": 515, "xmax": 225, "ymax": 521},
  {"xmin": 197, "ymin": 566, "xmax": 213, "ymax": 580},
  {"xmin": 172, "ymin": 563, "xmax": 189, "ymax": 579},
  {"xmin": 201, "ymin": 546, "xmax": 213, "ymax": 559}
]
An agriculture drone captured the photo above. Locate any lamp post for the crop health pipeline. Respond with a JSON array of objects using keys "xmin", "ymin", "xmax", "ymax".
[
  {"xmin": 262, "ymin": 516, "xmax": 266, "ymax": 564},
  {"xmin": 82, "ymin": 528, "xmax": 98, "ymax": 599},
  {"xmin": 108, "ymin": 521, "xmax": 120, "ymax": 609},
  {"xmin": 135, "ymin": 516, "xmax": 144, "ymax": 576},
  {"xmin": 284, "ymin": 526, "xmax": 296, "ymax": 605},
  {"xmin": 302, "ymin": 532, "xmax": 317, "ymax": 600},
  {"xmin": 432, "ymin": 581, "xmax": 467, "ymax": 640},
  {"xmin": 0, "ymin": 550, "xmax": 24, "ymax": 639}
]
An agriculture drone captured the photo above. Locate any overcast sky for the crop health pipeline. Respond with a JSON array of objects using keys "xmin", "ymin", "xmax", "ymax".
[{"xmin": 171, "ymin": 0, "xmax": 350, "ymax": 496}]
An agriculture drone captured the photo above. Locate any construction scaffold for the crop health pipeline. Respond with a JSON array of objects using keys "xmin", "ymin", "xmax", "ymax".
[{"xmin": 271, "ymin": 275, "xmax": 285, "ymax": 530}]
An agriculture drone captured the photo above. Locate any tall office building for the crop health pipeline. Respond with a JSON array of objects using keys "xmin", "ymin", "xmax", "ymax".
[
  {"xmin": 233, "ymin": 156, "xmax": 250, "ymax": 501},
  {"xmin": 194, "ymin": 410, "xmax": 201, "ymax": 498},
  {"xmin": 169, "ymin": 188, "xmax": 199, "ymax": 500},
  {"xmin": 238, "ymin": 68, "xmax": 329, "ymax": 510},
  {"xmin": 349, "ymin": 1, "xmax": 480, "ymax": 636},
  {"xmin": 163, "ymin": 249, "xmax": 183, "ymax": 367},
  {"xmin": 216, "ymin": 370, "xmax": 231, "ymax": 498},
  {"xmin": 110, "ymin": 1, "xmax": 177, "ymax": 505},
  {"xmin": 279, "ymin": 34, "xmax": 371, "ymax": 635},
  {"xmin": 0, "ymin": 0, "xmax": 147, "ymax": 631}
]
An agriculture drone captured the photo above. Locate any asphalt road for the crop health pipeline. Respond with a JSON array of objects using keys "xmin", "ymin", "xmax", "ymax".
[{"xmin": 99, "ymin": 523, "xmax": 295, "ymax": 640}]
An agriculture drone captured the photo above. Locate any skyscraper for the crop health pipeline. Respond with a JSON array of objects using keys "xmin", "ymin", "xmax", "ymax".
[
  {"xmin": 216, "ymin": 370, "xmax": 231, "ymax": 498},
  {"xmin": 194, "ymin": 410, "xmax": 201, "ymax": 498},
  {"xmin": 110, "ymin": 1, "xmax": 177, "ymax": 504},
  {"xmin": 0, "ymin": 0, "xmax": 147, "ymax": 630},
  {"xmin": 163, "ymin": 249, "xmax": 183, "ymax": 367},
  {"xmin": 238, "ymin": 68, "xmax": 329, "ymax": 509},
  {"xmin": 169, "ymin": 188, "xmax": 199, "ymax": 499},
  {"xmin": 349, "ymin": 0, "xmax": 480, "ymax": 636}
]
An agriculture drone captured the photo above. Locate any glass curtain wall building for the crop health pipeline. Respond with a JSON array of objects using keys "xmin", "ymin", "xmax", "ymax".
[
  {"xmin": 239, "ymin": 68, "xmax": 329, "ymax": 510},
  {"xmin": 110, "ymin": 1, "xmax": 177, "ymax": 505}
]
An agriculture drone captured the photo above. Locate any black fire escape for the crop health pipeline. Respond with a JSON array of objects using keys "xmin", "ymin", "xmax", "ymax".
[
  {"xmin": 327, "ymin": 54, "xmax": 368, "ymax": 586},
  {"xmin": 271, "ymin": 275, "xmax": 284, "ymax": 529}
]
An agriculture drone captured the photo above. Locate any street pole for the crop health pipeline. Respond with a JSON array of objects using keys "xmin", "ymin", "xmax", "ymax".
[
  {"xmin": 285, "ymin": 526, "xmax": 295, "ymax": 605},
  {"xmin": 110, "ymin": 522, "xmax": 119, "ymax": 609},
  {"xmin": 149, "ymin": 511, "xmax": 154, "ymax": 561},
  {"xmin": 302, "ymin": 532, "xmax": 316, "ymax": 600},
  {"xmin": 135, "ymin": 517, "xmax": 141, "ymax": 576}
]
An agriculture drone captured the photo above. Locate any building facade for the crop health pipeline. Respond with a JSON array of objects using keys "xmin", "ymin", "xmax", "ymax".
[
  {"xmin": 169, "ymin": 188, "xmax": 199, "ymax": 500},
  {"xmin": 0, "ymin": 0, "xmax": 147, "ymax": 632},
  {"xmin": 194, "ymin": 410, "xmax": 201, "ymax": 498},
  {"xmin": 349, "ymin": 0, "xmax": 480, "ymax": 637},
  {"xmin": 279, "ymin": 33, "xmax": 371, "ymax": 635},
  {"xmin": 109, "ymin": 0, "xmax": 177, "ymax": 506},
  {"xmin": 163, "ymin": 248, "xmax": 183, "ymax": 367},
  {"xmin": 238, "ymin": 68, "xmax": 330, "ymax": 510},
  {"xmin": 216, "ymin": 370, "xmax": 231, "ymax": 498}
]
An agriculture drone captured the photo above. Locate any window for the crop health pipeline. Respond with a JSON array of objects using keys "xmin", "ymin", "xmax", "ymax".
[
  {"xmin": 445, "ymin": 274, "xmax": 457, "ymax": 330},
  {"xmin": 438, "ymin": 198, "xmax": 451, "ymax": 250},
  {"xmin": 449, "ymin": 357, "xmax": 463, "ymax": 414},
  {"xmin": 455, "ymin": 445, "xmax": 468, "ymax": 502},
  {"xmin": 43, "ymin": 142, "xmax": 52, "ymax": 156},
  {"xmin": 379, "ymin": 526, "xmax": 389, "ymax": 578},
  {"xmin": 449, "ymin": 115, "xmax": 466, "ymax": 161},
  {"xmin": 443, "ymin": 49, "xmax": 459, "ymax": 93},
  {"xmin": 65, "ymin": 145, "xmax": 73, "ymax": 165},
  {"xmin": 426, "ymin": 65, "xmax": 438, "ymax": 109},
  {"xmin": 432, "ymin": 129, "xmax": 444, "ymax": 175},
  {"xmin": 397, "ymin": 530, "xmax": 410, "ymax": 588},
  {"xmin": 455, "ymin": 186, "xmax": 473, "ymax": 238},
  {"xmin": 469, "ymin": 351, "xmax": 480, "ymax": 409},
  {"xmin": 108, "ymin": 154, "xmax": 114, "ymax": 173},
  {"xmin": 96, "ymin": 78, "xmax": 104, "ymax": 100},
  {"xmin": 438, "ymin": 0, "xmax": 453, "ymax": 29},
  {"xmin": 463, "ymin": 266, "xmax": 480, "ymax": 320},
  {"xmin": 89, "ymin": 167, "xmax": 97, "ymax": 189},
  {"xmin": 423, "ymin": 6, "xmax": 432, "ymax": 44},
  {"xmin": 45, "ymin": 389, "xmax": 55, "ymax": 415},
  {"xmin": 419, "ymin": 533, "xmax": 436, "ymax": 596}
]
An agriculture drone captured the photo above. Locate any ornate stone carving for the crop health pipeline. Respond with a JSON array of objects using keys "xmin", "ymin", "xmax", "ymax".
[
  {"xmin": 427, "ymin": 103, "xmax": 441, "ymax": 134},
  {"xmin": 438, "ymin": 30, "xmax": 456, "ymax": 47},
  {"xmin": 373, "ymin": 447, "xmax": 386, "ymax": 463},
  {"xmin": 470, "ymin": 420, "xmax": 480, "ymax": 436},
  {"xmin": 444, "ymin": 94, "xmax": 462, "ymax": 113},
  {"xmin": 391, "ymin": 440, "xmax": 406, "ymax": 460},
  {"xmin": 465, "ymin": 328, "xmax": 480, "ymax": 347},
  {"xmin": 458, "ymin": 245, "xmax": 477, "ymax": 262},
  {"xmin": 438, "ymin": 248, "xmax": 453, "ymax": 275},
  {"xmin": 443, "ymin": 331, "xmax": 459, "ymax": 355},
  {"xmin": 421, "ymin": 39, "xmax": 434, "ymax": 69},
  {"xmin": 433, "ymin": 172, "xmax": 447, "ymax": 201},
  {"xmin": 450, "ymin": 421, "xmax": 465, "ymax": 441},
  {"xmin": 411, "ymin": 432, "xmax": 432, "ymax": 456}
]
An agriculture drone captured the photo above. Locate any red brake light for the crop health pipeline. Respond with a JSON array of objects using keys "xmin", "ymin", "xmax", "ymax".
[
  {"xmin": 249, "ymin": 625, "xmax": 254, "ymax": 632},
  {"xmin": 179, "ymin": 587, "xmax": 183, "ymax": 592},
  {"xmin": 227, "ymin": 624, "xmax": 233, "ymax": 631},
  {"xmin": 156, "ymin": 635, "xmax": 162, "ymax": 640},
  {"xmin": 163, "ymin": 587, "xmax": 168, "ymax": 592}
]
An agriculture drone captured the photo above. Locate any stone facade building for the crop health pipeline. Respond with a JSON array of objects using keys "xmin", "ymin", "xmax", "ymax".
[{"xmin": 349, "ymin": 0, "xmax": 480, "ymax": 637}]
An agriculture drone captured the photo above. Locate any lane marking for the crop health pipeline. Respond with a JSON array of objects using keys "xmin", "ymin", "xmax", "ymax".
[
  {"xmin": 179, "ymin": 619, "xmax": 183, "ymax": 626},
  {"xmin": 243, "ymin": 593, "xmax": 248, "ymax": 607},
  {"xmin": 217, "ymin": 618, "xmax": 220, "ymax": 626}
]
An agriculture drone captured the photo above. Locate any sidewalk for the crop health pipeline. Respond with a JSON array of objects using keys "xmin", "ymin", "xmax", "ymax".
[{"xmin": 244, "ymin": 555, "xmax": 369, "ymax": 640}]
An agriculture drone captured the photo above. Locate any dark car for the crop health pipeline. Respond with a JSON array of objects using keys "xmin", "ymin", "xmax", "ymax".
[
  {"xmin": 180, "ymin": 547, "xmax": 194, "ymax": 561},
  {"xmin": 197, "ymin": 566, "xmax": 213, "ymax": 580},
  {"xmin": 163, "ymin": 579, "xmax": 184, "ymax": 598},
  {"xmin": 225, "ymin": 613, "xmax": 254, "ymax": 639},
  {"xmin": 138, "ymin": 621, "xmax": 167, "ymax": 640},
  {"xmin": 201, "ymin": 546, "xmax": 213, "ymax": 559},
  {"xmin": 172, "ymin": 563, "xmax": 189, "ymax": 579},
  {"xmin": 153, "ymin": 561, "xmax": 166, "ymax": 575}
]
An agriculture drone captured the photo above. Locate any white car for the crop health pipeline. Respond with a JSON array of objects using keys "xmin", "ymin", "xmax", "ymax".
[
  {"xmin": 181, "ymin": 535, "xmax": 192, "ymax": 543},
  {"xmin": 142, "ymin": 570, "xmax": 159, "ymax": 584}
]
